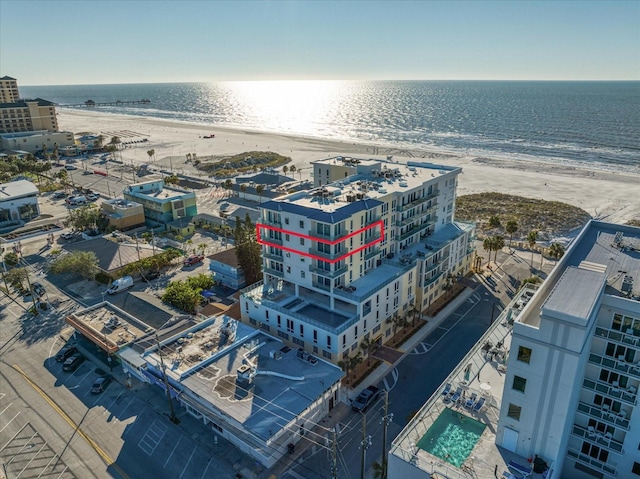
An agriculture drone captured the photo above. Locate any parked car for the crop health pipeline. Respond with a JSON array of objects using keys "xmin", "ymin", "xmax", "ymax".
[
  {"xmin": 67, "ymin": 195, "xmax": 87, "ymax": 206},
  {"xmin": 106, "ymin": 276, "xmax": 134, "ymax": 295},
  {"xmin": 352, "ymin": 385, "xmax": 380, "ymax": 412},
  {"xmin": 55, "ymin": 346, "xmax": 77, "ymax": 362},
  {"xmin": 52, "ymin": 191, "xmax": 67, "ymax": 199},
  {"xmin": 90, "ymin": 376, "xmax": 112, "ymax": 394},
  {"xmin": 62, "ymin": 353, "xmax": 85, "ymax": 372},
  {"xmin": 31, "ymin": 282, "xmax": 45, "ymax": 297},
  {"xmin": 64, "ymin": 164, "xmax": 77, "ymax": 170},
  {"xmin": 82, "ymin": 170, "xmax": 94, "ymax": 175},
  {"xmin": 60, "ymin": 232, "xmax": 75, "ymax": 240},
  {"xmin": 87, "ymin": 193, "xmax": 99, "ymax": 201},
  {"xmin": 184, "ymin": 255, "xmax": 204, "ymax": 266}
]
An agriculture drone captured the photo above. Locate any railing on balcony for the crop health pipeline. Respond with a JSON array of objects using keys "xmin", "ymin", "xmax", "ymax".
[
  {"xmin": 263, "ymin": 251, "xmax": 284, "ymax": 262},
  {"xmin": 571, "ymin": 424, "xmax": 624, "ymax": 453},
  {"xmin": 309, "ymin": 263, "xmax": 348, "ymax": 279},
  {"xmin": 582, "ymin": 378, "xmax": 637, "ymax": 405},
  {"xmin": 364, "ymin": 214, "xmax": 381, "ymax": 227},
  {"xmin": 423, "ymin": 271, "xmax": 444, "ymax": 287},
  {"xmin": 364, "ymin": 246, "xmax": 381, "ymax": 260},
  {"xmin": 262, "ymin": 233, "xmax": 282, "ymax": 245},
  {"xmin": 398, "ymin": 222, "xmax": 432, "ymax": 242},
  {"xmin": 311, "ymin": 280, "xmax": 331, "ymax": 292},
  {"xmin": 396, "ymin": 192, "xmax": 438, "ymax": 212},
  {"xmin": 576, "ymin": 401, "xmax": 630, "ymax": 430},
  {"xmin": 588, "ymin": 352, "xmax": 640, "ymax": 380},
  {"xmin": 262, "ymin": 217, "xmax": 282, "ymax": 227},
  {"xmin": 264, "ymin": 266, "xmax": 284, "ymax": 278},
  {"xmin": 424, "ymin": 260, "xmax": 440, "ymax": 274},
  {"xmin": 595, "ymin": 326, "xmax": 640, "ymax": 348},
  {"xmin": 309, "ymin": 247, "xmax": 341, "ymax": 261},
  {"xmin": 567, "ymin": 449, "xmax": 617, "ymax": 476}
]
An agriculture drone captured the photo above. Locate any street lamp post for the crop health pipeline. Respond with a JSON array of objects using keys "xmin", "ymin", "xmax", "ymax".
[{"xmin": 155, "ymin": 334, "xmax": 179, "ymax": 424}]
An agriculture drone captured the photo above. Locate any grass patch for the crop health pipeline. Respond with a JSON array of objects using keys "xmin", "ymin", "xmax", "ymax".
[
  {"xmin": 456, "ymin": 192, "xmax": 591, "ymax": 240},
  {"xmin": 194, "ymin": 151, "xmax": 290, "ymax": 178}
]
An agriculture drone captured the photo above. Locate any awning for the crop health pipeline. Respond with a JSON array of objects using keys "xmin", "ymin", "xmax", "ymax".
[
  {"xmin": 141, "ymin": 368, "xmax": 180, "ymax": 399},
  {"xmin": 201, "ymin": 290, "xmax": 217, "ymax": 299}
]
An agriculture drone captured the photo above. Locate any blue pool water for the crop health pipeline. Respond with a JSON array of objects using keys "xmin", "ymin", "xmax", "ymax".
[{"xmin": 416, "ymin": 407, "xmax": 486, "ymax": 467}]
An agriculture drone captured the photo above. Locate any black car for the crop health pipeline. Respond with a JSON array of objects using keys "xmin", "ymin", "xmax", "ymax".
[
  {"xmin": 52, "ymin": 191, "xmax": 67, "ymax": 199},
  {"xmin": 62, "ymin": 353, "xmax": 84, "ymax": 372},
  {"xmin": 90, "ymin": 376, "xmax": 112, "ymax": 394},
  {"xmin": 55, "ymin": 346, "xmax": 77, "ymax": 362},
  {"xmin": 31, "ymin": 282, "xmax": 45, "ymax": 297}
]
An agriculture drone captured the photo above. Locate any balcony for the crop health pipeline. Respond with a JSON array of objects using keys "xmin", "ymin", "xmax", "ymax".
[
  {"xmin": 566, "ymin": 449, "xmax": 617, "ymax": 476},
  {"xmin": 311, "ymin": 280, "xmax": 331, "ymax": 292},
  {"xmin": 571, "ymin": 424, "xmax": 624, "ymax": 453},
  {"xmin": 364, "ymin": 214, "xmax": 381, "ymax": 227},
  {"xmin": 588, "ymin": 352, "xmax": 640, "ymax": 379},
  {"xmin": 264, "ymin": 266, "xmax": 284, "ymax": 278},
  {"xmin": 424, "ymin": 271, "xmax": 443, "ymax": 287},
  {"xmin": 582, "ymin": 378, "xmax": 637, "ymax": 405},
  {"xmin": 396, "ymin": 192, "xmax": 438, "ymax": 212},
  {"xmin": 309, "ymin": 263, "xmax": 348, "ymax": 278},
  {"xmin": 263, "ymin": 250, "xmax": 284, "ymax": 262},
  {"xmin": 364, "ymin": 246, "xmax": 381, "ymax": 261},
  {"xmin": 309, "ymin": 246, "xmax": 341, "ymax": 261},
  {"xmin": 262, "ymin": 216, "xmax": 282, "ymax": 228},
  {"xmin": 576, "ymin": 401, "xmax": 630, "ymax": 430},
  {"xmin": 398, "ymin": 222, "xmax": 432, "ymax": 242},
  {"xmin": 262, "ymin": 233, "xmax": 282, "ymax": 246},
  {"xmin": 424, "ymin": 261, "xmax": 440, "ymax": 274},
  {"xmin": 595, "ymin": 326, "xmax": 640, "ymax": 348}
]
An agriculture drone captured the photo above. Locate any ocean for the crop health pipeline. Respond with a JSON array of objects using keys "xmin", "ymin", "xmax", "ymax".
[{"xmin": 21, "ymin": 81, "xmax": 640, "ymax": 174}]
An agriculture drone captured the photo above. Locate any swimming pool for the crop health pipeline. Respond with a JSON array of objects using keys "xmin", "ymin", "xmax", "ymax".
[{"xmin": 416, "ymin": 407, "xmax": 486, "ymax": 467}]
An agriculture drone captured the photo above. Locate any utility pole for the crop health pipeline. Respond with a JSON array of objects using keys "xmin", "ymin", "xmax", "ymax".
[
  {"xmin": 155, "ymin": 334, "xmax": 179, "ymax": 424},
  {"xmin": 380, "ymin": 390, "xmax": 393, "ymax": 479},
  {"xmin": 331, "ymin": 428, "xmax": 338, "ymax": 479},
  {"xmin": 360, "ymin": 413, "xmax": 372, "ymax": 479}
]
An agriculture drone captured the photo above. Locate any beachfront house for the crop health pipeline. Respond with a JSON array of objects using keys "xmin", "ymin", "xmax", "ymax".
[{"xmin": 240, "ymin": 156, "xmax": 475, "ymax": 364}]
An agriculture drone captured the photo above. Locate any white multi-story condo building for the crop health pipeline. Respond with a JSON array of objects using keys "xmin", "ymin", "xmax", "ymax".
[
  {"xmin": 498, "ymin": 221, "xmax": 640, "ymax": 479},
  {"xmin": 240, "ymin": 157, "xmax": 475, "ymax": 363},
  {"xmin": 0, "ymin": 76, "xmax": 59, "ymax": 134},
  {"xmin": 388, "ymin": 220, "xmax": 640, "ymax": 479}
]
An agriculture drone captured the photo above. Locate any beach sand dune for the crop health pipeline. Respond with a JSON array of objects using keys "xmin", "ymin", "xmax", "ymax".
[{"xmin": 58, "ymin": 109, "xmax": 640, "ymax": 226}]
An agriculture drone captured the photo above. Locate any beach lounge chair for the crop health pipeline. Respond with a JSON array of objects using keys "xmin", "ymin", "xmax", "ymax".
[
  {"xmin": 464, "ymin": 393, "xmax": 478, "ymax": 409},
  {"xmin": 508, "ymin": 461, "xmax": 532, "ymax": 479},
  {"xmin": 502, "ymin": 472, "xmax": 517, "ymax": 479},
  {"xmin": 449, "ymin": 387, "xmax": 462, "ymax": 404},
  {"xmin": 441, "ymin": 383, "xmax": 452, "ymax": 397},
  {"xmin": 472, "ymin": 396, "xmax": 486, "ymax": 412}
]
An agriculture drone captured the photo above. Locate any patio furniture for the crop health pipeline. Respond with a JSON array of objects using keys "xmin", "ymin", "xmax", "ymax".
[
  {"xmin": 502, "ymin": 472, "xmax": 517, "ymax": 479},
  {"xmin": 507, "ymin": 461, "xmax": 532, "ymax": 479},
  {"xmin": 464, "ymin": 393, "xmax": 478, "ymax": 409},
  {"xmin": 449, "ymin": 387, "xmax": 462, "ymax": 404},
  {"xmin": 472, "ymin": 396, "xmax": 486, "ymax": 412},
  {"xmin": 588, "ymin": 426, "xmax": 596, "ymax": 437},
  {"xmin": 441, "ymin": 383, "xmax": 452, "ymax": 397}
]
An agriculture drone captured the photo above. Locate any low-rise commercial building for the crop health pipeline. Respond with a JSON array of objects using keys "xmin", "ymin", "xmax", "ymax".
[
  {"xmin": 0, "ymin": 179, "xmax": 39, "ymax": 226},
  {"xmin": 123, "ymin": 180, "xmax": 197, "ymax": 229},
  {"xmin": 101, "ymin": 198, "xmax": 146, "ymax": 230}
]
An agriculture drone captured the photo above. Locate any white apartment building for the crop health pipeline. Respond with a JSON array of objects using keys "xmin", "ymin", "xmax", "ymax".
[
  {"xmin": 240, "ymin": 157, "xmax": 475, "ymax": 363},
  {"xmin": 0, "ymin": 76, "xmax": 20, "ymax": 103},
  {"xmin": 498, "ymin": 221, "xmax": 640, "ymax": 479},
  {"xmin": 0, "ymin": 76, "xmax": 59, "ymax": 134}
]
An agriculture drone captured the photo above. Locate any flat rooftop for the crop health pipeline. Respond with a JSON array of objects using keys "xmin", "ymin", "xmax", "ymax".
[
  {"xmin": 519, "ymin": 221, "xmax": 640, "ymax": 329},
  {"xmin": 171, "ymin": 328, "xmax": 343, "ymax": 442},
  {"xmin": 65, "ymin": 302, "xmax": 154, "ymax": 354}
]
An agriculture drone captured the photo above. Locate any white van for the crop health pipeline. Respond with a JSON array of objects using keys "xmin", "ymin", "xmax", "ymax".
[
  {"xmin": 106, "ymin": 276, "xmax": 133, "ymax": 295},
  {"xmin": 67, "ymin": 195, "xmax": 87, "ymax": 205}
]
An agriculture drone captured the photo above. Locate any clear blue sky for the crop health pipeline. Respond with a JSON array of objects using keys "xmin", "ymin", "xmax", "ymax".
[{"xmin": 1, "ymin": 0, "xmax": 638, "ymax": 85}]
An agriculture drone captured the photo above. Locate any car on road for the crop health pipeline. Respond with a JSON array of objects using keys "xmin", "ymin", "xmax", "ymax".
[
  {"xmin": 62, "ymin": 353, "xmax": 85, "ymax": 372},
  {"xmin": 64, "ymin": 165, "xmax": 77, "ymax": 170},
  {"xmin": 55, "ymin": 346, "xmax": 77, "ymax": 362},
  {"xmin": 184, "ymin": 255, "xmax": 205, "ymax": 266},
  {"xmin": 60, "ymin": 232, "xmax": 75, "ymax": 240},
  {"xmin": 87, "ymin": 193, "xmax": 99, "ymax": 201},
  {"xmin": 90, "ymin": 375, "xmax": 112, "ymax": 394},
  {"xmin": 352, "ymin": 385, "xmax": 380, "ymax": 412},
  {"xmin": 52, "ymin": 191, "xmax": 67, "ymax": 199},
  {"xmin": 82, "ymin": 170, "xmax": 94, "ymax": 175}
]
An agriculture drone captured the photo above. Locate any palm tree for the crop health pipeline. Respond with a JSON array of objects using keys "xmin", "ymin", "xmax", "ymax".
[
  {"xmin": 505, "ymin": 220, "xmax": 518, "ymax": 248},
  {"xmin": 492, "ymin": 235, "xmax": 505, "ymax": 263},
  {"xmin": 488, "ymin": 215, "xmax": 501, "ymax": 229},
  {"xmin": 549, "ymin": 242, "xmax": 565, "ymax": 261},
  {"xmin": 372, "ymin": 461, "xmax": 385, "ymax": 479},
  {"xmin": 527, "ymin": 231, "xmax": 538, "ymax": 267},
  {"xmin": 240, "ymin": 184, "xmax": 247, "ymax": 200},
  {"xmin": 289, "ymin": 165, "xmax": 296, "ymax": 178},
  {"xmin": 186, "ymin": 153, "xmax": 192, "ymax": 162},
  {"xmin": 256, "ymin": 184, "xmax": 264, "ymax": 203},
  {"xmin": 360, "ymin": 338, "xmax": 378, "ymax": 366},
  {"xmin": 147, "ymin": 149, "xmax": 155, "ymax": 163},
  {"xmin": 483, "ymin": 237, "xmax": 494, "ymax": 265},
  {"xmin": 282, "ymin": 165, "xmax": 289, "ymax": 175},
  {"xmin": 198, "ymin": 243, "xmax": 208, "ymax": 256}
]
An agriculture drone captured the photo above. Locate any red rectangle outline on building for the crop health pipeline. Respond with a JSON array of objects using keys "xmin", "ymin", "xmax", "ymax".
[{"xmin": 256, "ymin": 220, "xmax": 384, "ymax": 264}]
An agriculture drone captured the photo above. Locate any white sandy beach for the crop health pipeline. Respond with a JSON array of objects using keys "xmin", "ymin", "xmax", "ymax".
[{"xmin": 58, "ymin": 109, "xmax": 640, "ymax": 226}]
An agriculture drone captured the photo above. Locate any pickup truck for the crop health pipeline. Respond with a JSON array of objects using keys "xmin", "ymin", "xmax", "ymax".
[{"xmin": 352, "ymin": 385, "xmax": 380, "ymax": 412}]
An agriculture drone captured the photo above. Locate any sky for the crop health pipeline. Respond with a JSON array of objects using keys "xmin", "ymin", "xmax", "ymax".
[{"xmin": 1, "ymin": 0, "xmax": 639, "ymax": 85}]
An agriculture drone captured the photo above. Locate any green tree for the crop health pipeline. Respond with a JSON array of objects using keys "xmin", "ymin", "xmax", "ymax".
[
  {"xmin": 164, "ymin": 174, "xmax": 179, "ymax": 185},
  {"xmin": 234, "ymin": 214, "xmax": 262, "ymax": 285},
  {"xmin": 527, "ymin": 230, "xmax": 539, "ymax": 267},
  {"xmin": 549, "ymin": 242, "xmax": 565, "ymax": 261},
  {"xmin": 505, "ymin": 220, "xmax": 518, "ymax": 248},
  {"xmin": 223, "ymin": 179, "xmax": 233, "ymax": 189},
  {"xmin": 240, "ymin": 183, "xmax": 247, "ymax": 200},
  {"xmin": 360, "ymin": 337, "xmax": 378, "ymax": 366},
  {"xmin": 492, "ymin": 235, "xmax": 505, "ymax": 263},
  {"xmin": 147, "ymin": 149, "xmax": 155, "ymax": 162},
  {"xmin": 49, "ymin": 251, "xmax": 99, "ymax": 279},
  {"xmin": 3, "ymin": 252, "xmax": 20, "ymax": 267},
  {"xmin": 482, "ymin": 237, "xmax": 494, "ymax": 265},
  {"xmin": 372, "ymin": 461, "xmax": 385, "ymax": 479},
  {"xmin": 289, "ymin": 165, "xmax": 296, "ymax": 177},
  {"xmin": 66, "ymin": 204, "xmax": 101, "ymax": 231},
  {"xmin": 161, "ymin": 279, "xmax": 201, "ymax": 313},
  {"xmin": 488, "ymin": 215, "xmax": 501, "ymax": 228},
  {"xmin": 256, "ymin": 184, "xmax": 264, "ymax": 203},
  {"xmin": 282, "ymin": 165, "xmax": 288, "ymax": 175},
  {"xmin": 5, "ymin": 267, "xmax": 27, "ymax": 289}
]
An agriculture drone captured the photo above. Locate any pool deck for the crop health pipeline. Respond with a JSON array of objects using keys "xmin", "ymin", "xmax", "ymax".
[{"xmin": 390, "ymin": 284, "xmax": 549, "ymax": 479}]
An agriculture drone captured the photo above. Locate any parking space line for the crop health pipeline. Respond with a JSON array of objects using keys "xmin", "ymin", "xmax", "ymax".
[
  {"xmin": 0, "ymin": 411, "xmax": 20, "ymax": 433},
  {"xmin": 0, "ymin": 401, "xmax": 13, "ymax": 417},
  {"xmin": 163, "ymin": 436, "xmax": 182, "ymax": 468},
  {"xmin": 16, "ymin": 441, "xmax": 47, "ymax": 478},
  {"xmin": 199, "ymin": 458, "xmax": 213, "ymax": 479},
  {"xmin": 103, "ymin": 389, "xmax": 126, "ymax": 414},
  {"xmin": 0, "ymin": 422, "xmax": 28, "ymax": 452},
  {"xmin": 178, "ymin": 446, "xmax": 197, "ymax": 479},
  {"xmin": 0, "ymin": 393, "xmax": 5, "ymax": 400}
]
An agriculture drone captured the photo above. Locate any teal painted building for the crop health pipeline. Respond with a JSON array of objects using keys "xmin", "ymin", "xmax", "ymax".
[{"xmin": 123, "ymin": 180, "xmax": 197, "ymax": 228}]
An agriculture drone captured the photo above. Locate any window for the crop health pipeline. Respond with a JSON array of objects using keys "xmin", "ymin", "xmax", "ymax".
[
  {"xmin": 300, "ymin": 220, "xmax": 304, "ymax": 228},
  {"xmin": 313, "ymin": 330, "xmax": 318, "ymax": 344},
  {"xmin": 517, "ymin": 346, "xmax": 532, "ymax": 364},
  {"xmin": 292, "ymin": 337, "xmax": 304, "ymax": 347},
  {"xmin": 249, "ymin": 318, "xmax": 257, "ymax": 325},
  {"xmin": 277, "ymin": 331, "xmax": 289, "ymax": 340},
  {"xmin": 299, "ymin": 324, "xmax": 304, "ymax": 337},
  {"xmin": 285, "ymin": 217, "xmax": 289, "ymax": 225},
  {"xmin": 286, "ymin": 319, "xmax": 294, "ymax": 333},
  {"xmin": 512, "ymin": 376, "xmax": 527, "ymax": 393},
  {"xmin": 300, "ymin": 237, "xmax": 305, "ymax": 246},
  {"xmin": 301, "ymin": 271, "xmax": 305, "ymax": 278},
  {"xmin": 260, "ymin": 323, "xmax": 270, "ymax": 332},
  {"xmin": 507, "ymin": 403, "xmax": 521, "ymax": 420},
  {"xmin": 633, "ymin": 462, "xmax": 640, "ymax": 476},
  {"xmin": 277, "ymin": 315, "xmax": 281, "ymax": 328},
  {"xmin": 322, "ymin": 350, "xmax": 332, "ymax": 360},
  {"xmin": 327, "ymin": 336, "xmax": 332, "ymax": 348}
]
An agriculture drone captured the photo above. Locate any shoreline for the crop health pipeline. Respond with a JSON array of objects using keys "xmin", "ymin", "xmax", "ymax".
[{"xmin": 57, "ymin": 109, "xmax": 640, "ymax": 225}]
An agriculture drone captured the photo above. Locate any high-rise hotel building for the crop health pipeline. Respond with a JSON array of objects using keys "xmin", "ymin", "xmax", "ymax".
[
  {"xmin": 240, "ymin": 157, "xmax": 475, "ymax": 363},
  {"xmin": 0, "ymin": 76, "xmax": 59, "ymax": 134}
]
